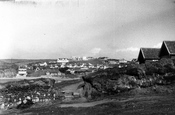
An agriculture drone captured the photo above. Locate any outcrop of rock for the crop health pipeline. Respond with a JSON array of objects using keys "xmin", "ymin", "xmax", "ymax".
[{"xmin": 82, "ymin": 58, "xmax": 175, "ymax": 99}]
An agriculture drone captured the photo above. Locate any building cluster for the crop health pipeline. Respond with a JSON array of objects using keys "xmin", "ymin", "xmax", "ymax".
[
  {"xmin": 14, "ymin": 56, "xmax": 130, "ymax": 78},
  {"xmin": 137, "ymin": 41, "xmax": 175, "ymax": 64},
  {"xmin": 71, "ymin": 56, "xmax": 94, "ymax": 61}
]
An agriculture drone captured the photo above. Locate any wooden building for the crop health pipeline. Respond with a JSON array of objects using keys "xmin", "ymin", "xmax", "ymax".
[
  {"xmin": 137, "ymin": 48, "xmax": 160, "ymax": 64},
  {"xmin": 159, "ymin": 41, "xmax": 175, "ymax": 59}
]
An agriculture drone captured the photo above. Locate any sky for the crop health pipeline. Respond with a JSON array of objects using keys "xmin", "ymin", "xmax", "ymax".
[{"xmin": 0, "ymin": 0, "xmax": 175, "ymax": 60}]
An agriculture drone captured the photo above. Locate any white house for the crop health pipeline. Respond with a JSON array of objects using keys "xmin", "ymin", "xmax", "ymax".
[
  {"xmin": 39, "ymin": 62, "xmax": 47, "ymax": 66},
  {"xmin": 57, "ymin": 58, "xmax": 69, "ymax": 63},
  {"xmin": 72, "ymin": 56, "xmax": 83, "ymax": 61},
  {"xmin": 17, "ymin": 67, "xmax": 27, "ymax": 77}
]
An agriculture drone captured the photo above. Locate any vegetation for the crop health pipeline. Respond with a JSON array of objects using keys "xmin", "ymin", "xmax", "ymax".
[{"xmin": 82, "ymin": 58, "xmax": 175, "ymax": 99}]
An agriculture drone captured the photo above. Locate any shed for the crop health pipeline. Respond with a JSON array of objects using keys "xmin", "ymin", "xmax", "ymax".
[
  {"xmin": 159, "ymin": 41, "xmax": 175, "ymax": 59},
  {"xmin": 137, "ymin": 48, "xmax": 160, "ymax": 64}
]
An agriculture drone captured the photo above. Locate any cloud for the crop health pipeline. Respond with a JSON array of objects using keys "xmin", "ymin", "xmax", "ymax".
[
  {"xmin": 116, "ymin": 47, "xmax": 139, "ymax": 53},
  {"xmin": 153, "ymin": 43, "xmax": 162, "ymax": 48},
  {"xmin": 90, "ymin": 48, "xmax": 101, "ymax": 55}
]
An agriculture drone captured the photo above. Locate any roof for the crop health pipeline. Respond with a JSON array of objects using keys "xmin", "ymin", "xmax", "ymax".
[
  {"xmin": 163, "ymin": 41, "xmax": 175, "ymax": 54},
  {"xmin": 141, "ymin": 48, "xmax": 160, "ymax": 59}
]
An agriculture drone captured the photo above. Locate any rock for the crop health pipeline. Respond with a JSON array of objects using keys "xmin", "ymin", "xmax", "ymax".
[{"xmin": 81, "ymin": 58, "xmax": 175, "ymax": 99}]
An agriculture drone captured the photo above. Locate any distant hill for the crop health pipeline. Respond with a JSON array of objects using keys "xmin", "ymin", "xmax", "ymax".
[
  {"xmin": 0, "ymin": 60, "xmax": 17, "ymax": 70},
  {"xmin": 0, "ymin": 59, "xmax": 56, "ymax": 66}
]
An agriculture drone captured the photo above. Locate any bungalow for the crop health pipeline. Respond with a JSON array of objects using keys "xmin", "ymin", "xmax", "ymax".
[
  {"xmin": 159, "ymin": 41, "xmax": 175, "ymax": 59},
  {"xmin": 57, "ymin": 58, "xmax": 69, "ymax": 63},
  {"xmin": 39, "ymin": 62, "xmax": 47, "ymax": 67},
  {"xmin": 137, "ymin": 48, "xmax": 160, "ymax": 64},
  {"xmin": 17, "ymin": 67, "xmax": 27, "ymax": 77}
]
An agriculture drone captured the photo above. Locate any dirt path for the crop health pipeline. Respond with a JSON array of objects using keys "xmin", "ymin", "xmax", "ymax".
[
  {"xmin": 60, "ymin": 99, "xmax": 115, "ymax": 108},
  {"xmin": 59, "ymin": 95, "xmax": 164, "ymax": 108}
]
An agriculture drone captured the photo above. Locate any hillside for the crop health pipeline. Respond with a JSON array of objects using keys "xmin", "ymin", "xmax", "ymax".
[{"xmin": 0, "ymin": 59, "xmax": 56, "ymax": 66}]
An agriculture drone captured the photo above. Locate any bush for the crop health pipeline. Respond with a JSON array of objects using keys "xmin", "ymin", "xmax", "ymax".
[{"xmin": 160, "ymin": 58, "xmax": 174, "ymax": 66}]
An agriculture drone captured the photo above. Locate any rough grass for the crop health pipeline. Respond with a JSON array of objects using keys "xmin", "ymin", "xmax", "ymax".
[
  {"xmin": 2, "ymin": 81, "xmax": 175, "ymax": 115},
  {"xmin": 15, "ymin": 94, "xmax": 175, "ymax": 115}
]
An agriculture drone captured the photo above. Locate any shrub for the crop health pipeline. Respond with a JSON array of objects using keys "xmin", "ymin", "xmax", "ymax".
[{"xmin": 160, "ymin": 58, "xmax": 174, "ymax": 66}]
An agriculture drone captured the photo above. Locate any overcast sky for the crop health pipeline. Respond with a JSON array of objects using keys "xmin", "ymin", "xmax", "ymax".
[{"xmin": 0, "ymin": 0, "xmax": 175, "ymax": 60}]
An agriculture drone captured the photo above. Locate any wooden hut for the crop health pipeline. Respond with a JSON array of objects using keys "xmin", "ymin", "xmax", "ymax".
[
  {"xmin": 137, "ymin": 48, "xmax": 160, "ymax": 64},
  {"xmin": 159, "ymin": 41, "xmax": 175, "ymax": 59}
]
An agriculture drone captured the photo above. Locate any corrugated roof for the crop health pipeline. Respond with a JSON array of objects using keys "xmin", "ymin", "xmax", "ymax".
[
  {"xmin": 141, "ymin": 48, "xmax": 160, "ymax": 59},
  {"xmin": 164, "ymin": 41, "xmax": 175, "ymax": 54}
]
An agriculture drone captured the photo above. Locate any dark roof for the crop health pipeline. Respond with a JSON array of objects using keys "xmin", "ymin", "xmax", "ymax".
[
  {"xmin": 164, "ymin": 41, "xmax": 175, "ymax": 54},
  {"xmin": 141, "ymin": 48, "xmax": 160, "ymax": 59}
]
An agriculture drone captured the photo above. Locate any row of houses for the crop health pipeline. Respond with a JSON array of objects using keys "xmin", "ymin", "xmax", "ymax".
[
  {"xmin": 71, "ymin": 56, "xmax": 94, "ymax": 61},
  {"xmin": 57, "ymin": 56, "xmax": 95, "ymax": 63},
  {"xmin": 138, "ymin": 41, "xmax": 175, "ymax": 64}
]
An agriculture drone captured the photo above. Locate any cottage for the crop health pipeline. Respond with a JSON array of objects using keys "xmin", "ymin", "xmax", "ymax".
[
  {"xmin": 137, "ymin": 48, "xmax": 160, "ymax": 64},
  {"xmin": 17, "ymin": 67, "xmax": 27, "ymax": 77},
  {"xmin": 39, "ymin": 62, "xmax": 47, "ymax": 67},
  {"xmin": 159, "ymin": 41, "xmax": 175, "ymax": 59},
  {"xmin": 57, "ymin": 58, "xmax": 69, "ymax": 63}
]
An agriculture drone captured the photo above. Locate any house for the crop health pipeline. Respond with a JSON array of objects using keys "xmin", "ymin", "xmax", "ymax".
[
  {"xmin": 35, "ymin": 67, "xmax": 40, "ymax": 71},
  {"xmin": 82, "ymin": 56, "xmax": 88, "ymax": 60},
  {"xmin": 66, "ymin": 64, "xmax": 73, "ymax": 68},
  {"xmin": 159, "ymin": 41, "xmax": 175, "ymax": 59},
  {"xmin": 119, "ymin": 59, "xmax": 128, "ymax": 64},
  {"xmin": 48, "ymin": 62, "xmax": 58, "ymax": 68},
  {"xmin": 72, "ymin": 56, "xmax": 83, "ymax": 61},
  {"xmin": 137, "ymin": 48, "xmax": 160, "ymax": 64},
  {"xmin": 17, "ymin": 67, "xmax": 27, "ymax": 77},
  {"xmin": 57, "ymin": 58, "xmax": 69, "ymax": 63},
  {"xmin": 39, "ymin": 62, "xmax": 47, "ymax": 67},
  {"xmin": 66, "ymin": 69, "xmax": 75, "ymax": 74},
  {"xmin": 107, "ymin": 59, "xmax": 119, "ymax": 64}
]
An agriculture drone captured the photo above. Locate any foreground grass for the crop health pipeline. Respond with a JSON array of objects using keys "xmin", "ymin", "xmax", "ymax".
[
  {"xmin": 2, "ymin": 80, "xmax": 175, "ymax": 115},
  {"xmin": 11, "ymin": 94, "xmax": 174, "ymax": 115}
]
